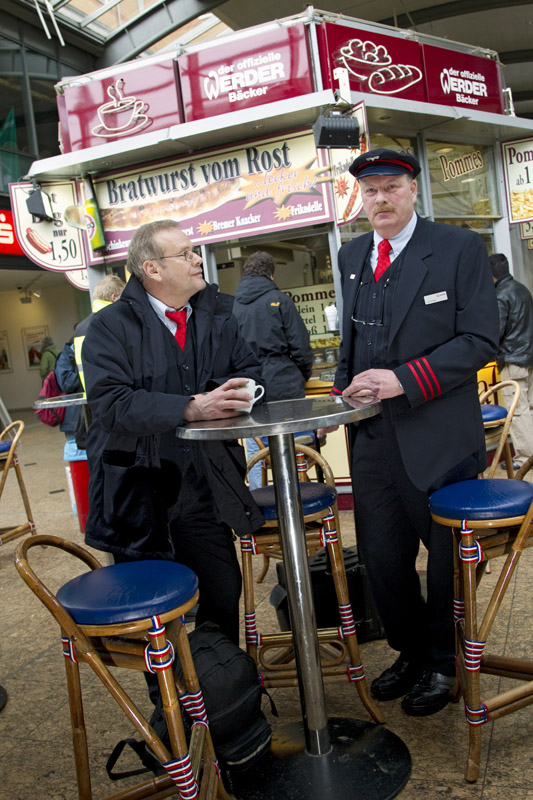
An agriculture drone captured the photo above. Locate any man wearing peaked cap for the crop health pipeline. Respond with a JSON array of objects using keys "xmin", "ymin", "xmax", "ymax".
[
  {"xmin": 320, "ymin": 147, "xmax": 499, "ymax": 716},
  {"xmin": 348, "ymin": 148, "xmax": 421, "ymax": 179}
]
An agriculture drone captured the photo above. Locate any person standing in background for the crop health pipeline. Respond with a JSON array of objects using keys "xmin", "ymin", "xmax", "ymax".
[
  {"xmin": 232, "ymin": 250, "xmax": 313, "ymax": 488},
  {"xmin": 55, "ymin": 275, "xmax": 126, "ymax": 446},
  {"xmin": 490, "ymin": 252, "xmax": 533, "ymax": 470},
  {"xmin": 39, "ymin": 336, "xmax": 59, "ymax": 382}
]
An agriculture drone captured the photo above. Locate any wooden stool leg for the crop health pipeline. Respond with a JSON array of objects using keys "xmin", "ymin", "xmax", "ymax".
[
  {"xmin": 147, "ymin": 617, "xmax": 190, "ymax": 764},
  {"xmin": 171, "ymin": 622, "xmax": 232, "ymax": 800},
  {"xmin": 458, "ymin": 524, "xmax": 485, "ymax": 782},
  {"xmin": 13, "ymin": 457, "xmax": 37, "ymax": 534},
  {"xmin": 256, "ymin": 555, "xmax": 271, "ymax": 583},
  {"xmin": 62, "ymin": 632, "xmax": 93, "ymax": 800},
  {"xmin": 240, "ymin": 536, "xmax": 260, "ymax": 663},
  {"xmin": 321, "ymin": 509, "xmax": 385, "ymax": 724}
]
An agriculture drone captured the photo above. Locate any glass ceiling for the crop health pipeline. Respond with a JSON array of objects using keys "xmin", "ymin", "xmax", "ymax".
[{"xmin": 34, "ymin": 0, "xmax": 230, "ymax": 56}]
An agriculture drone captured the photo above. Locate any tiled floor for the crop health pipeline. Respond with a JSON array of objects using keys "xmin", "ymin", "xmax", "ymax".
[{"xmin": 1, "ymin": 410, "xmax": 532, "ymax": 799}]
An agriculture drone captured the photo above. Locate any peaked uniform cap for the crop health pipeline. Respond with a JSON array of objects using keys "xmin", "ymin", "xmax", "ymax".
[{"xmin": 349, "ymin": 148, "xmax": 421, "ymax": 179}]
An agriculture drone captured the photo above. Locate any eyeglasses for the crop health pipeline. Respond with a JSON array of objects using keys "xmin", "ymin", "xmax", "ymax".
[
  {"xmin": 351, "ymin": 276, "xmax": 391, "ymax": 327},
  {"xmin": 156, "ymin": 247, "xmax": 201, "ymax": 262}
]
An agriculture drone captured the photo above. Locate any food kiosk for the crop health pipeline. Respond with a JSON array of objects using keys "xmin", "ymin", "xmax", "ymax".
[{"xmin": 10, "ymin": 8, "xmax": 533, "ymax": 484}]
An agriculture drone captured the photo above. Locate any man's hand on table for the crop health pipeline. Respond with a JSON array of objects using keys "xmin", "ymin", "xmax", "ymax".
[
  {"xmin": 183, "ymin": 378, "xmax": 253, "ymax": 421},
  {"xmin": 343, "ymin": 368, "xmax": 404, "ymax": 401}
]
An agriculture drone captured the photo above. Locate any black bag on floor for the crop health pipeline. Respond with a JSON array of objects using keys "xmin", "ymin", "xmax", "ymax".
[{"xmin": 106, "ymin": 622, "xmax": 272, "ymax": 781}]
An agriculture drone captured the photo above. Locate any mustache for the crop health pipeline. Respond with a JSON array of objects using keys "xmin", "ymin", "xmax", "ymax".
[{"xmin": 373, "ymin": 204, "xmax": 395, "ymax": 213}]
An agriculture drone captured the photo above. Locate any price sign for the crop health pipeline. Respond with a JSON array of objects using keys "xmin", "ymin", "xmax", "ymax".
[
  {"xmin": 65, "ymin": 269, "xmax": 89, "ymax": 290},
  {"xmin": 501, "ymin": 138, "xmax": 533, "ymax": 224},
  {"xmin": 520, "ymin": 220, "xmax": 533, "ymax": 240},
  {"xmin": 9, "ymin": 180, "xmax": 86, "ymax": 270}
]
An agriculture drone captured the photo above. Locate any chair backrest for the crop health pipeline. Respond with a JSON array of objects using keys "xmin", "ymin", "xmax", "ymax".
[
  {"xmin": 14, "ymin": 534, "xmax": 103, "ymax": 632},
  {"xmin": 0, "ymin": 420, "xmax": 25, "ymax": 493},
  {"xmin": 479, "ymin": 380, "xmax": 520, "ymax": 478},
  {"xmin": 246, "ymin": 442, "xmax": 335, "ymax": 490}
]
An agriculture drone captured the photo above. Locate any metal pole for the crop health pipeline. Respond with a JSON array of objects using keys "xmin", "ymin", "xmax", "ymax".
[{"xmin": 268, "ymin": 432, "xmax": 331, "ymax": 756}]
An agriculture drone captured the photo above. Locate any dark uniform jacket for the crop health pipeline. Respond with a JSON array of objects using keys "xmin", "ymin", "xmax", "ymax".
[
  {"xmin": 233, "ymin": 275, "xmax": 313, "ymax": 401},
  {"xmin": 333, "ymin": 215, "xmax": 499, "ymax": 491},
  {"xmin": 494, "ymin": 273, "xmax": 533, "ymax": 370},
  {"xmin": 82, "ymin": 275, "xmax": 264, "ymax": 558}
]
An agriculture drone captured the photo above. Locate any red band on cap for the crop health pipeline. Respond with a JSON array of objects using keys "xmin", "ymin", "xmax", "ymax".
[{"xmin": 357, "ymin": 158, "xmax": 414, "ymax": 174}]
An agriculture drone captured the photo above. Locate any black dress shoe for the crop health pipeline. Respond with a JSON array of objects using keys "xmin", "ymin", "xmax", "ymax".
[
  {"xmin": 401, "ymin": 669, "xmax": 454, "ymax": 716},
  {"xmin": 370, "ymin": 656, "xmax": 424, "ymax": 701}
]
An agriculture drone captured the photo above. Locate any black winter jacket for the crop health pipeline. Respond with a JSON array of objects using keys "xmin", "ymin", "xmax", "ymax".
[
  {"xmin": 494, "ymin": 274, "xmax": 533, "ymax": 369},
  {"xmin": 232, "ymin": 275, "xmax": 313, "ymax": 401},
  {"xmin": 82, "ymin": 275, "xmax": 265, "ymax": 558}
]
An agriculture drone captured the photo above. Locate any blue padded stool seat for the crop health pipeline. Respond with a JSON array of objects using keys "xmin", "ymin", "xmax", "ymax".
[
  {"xmin": 57, "ymin": 560, "xmax": 198, "ymax": 626},
  {"xmin": 0, "ymin": 441, "xmax": 12, "ymax": 454},
  {"xmin": 258, "ymin": 429, "xmax": 315, "ymax": 448},
  {"xmin": 429, "ymin": 479, "xmax": 533, "ymax": 521},
  {"xmin": 251, "ymin": 481, "xmax": 337, "ymax": 521},
  {"xmin": 481, "ymin": 404, "xmax": 507, "ymax": 423}
]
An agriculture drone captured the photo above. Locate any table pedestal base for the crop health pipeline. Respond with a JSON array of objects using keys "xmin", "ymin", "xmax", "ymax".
[{"xmin": 230, "ymin": 717, "xmax": 411, "ymax": 800}]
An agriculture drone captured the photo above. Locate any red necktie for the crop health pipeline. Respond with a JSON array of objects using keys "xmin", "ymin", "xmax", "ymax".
[
  {"xmin": 374, "ymin": 239, "xmax": 392, "ymax": 283},
  {"xmin": 165, "ymin": 309, "xmax": 187, "ymax": 350}
]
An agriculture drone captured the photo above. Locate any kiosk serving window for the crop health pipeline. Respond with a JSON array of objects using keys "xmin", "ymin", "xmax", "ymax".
[{"xmin": 426, "ymin": 140, "xmax": 500, "ymax": 252}]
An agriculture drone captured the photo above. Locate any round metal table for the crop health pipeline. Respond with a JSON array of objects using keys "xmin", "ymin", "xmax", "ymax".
[
  {"xmin": 177, "ymin": 395, "xmax": 411, "ymax": 799},
  {"xmin": 33, "ymin": 392, "xmax": 91, "ymax": 429}
]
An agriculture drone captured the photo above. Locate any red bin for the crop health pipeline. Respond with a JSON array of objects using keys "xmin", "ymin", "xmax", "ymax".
[{"xmin": 69, "ymin": 458, "xmax": 90, "ymax": 534}]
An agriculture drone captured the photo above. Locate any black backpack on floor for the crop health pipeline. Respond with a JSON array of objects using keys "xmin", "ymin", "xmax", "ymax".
[{"xmin": 106, "ymin": 622, "xmax": 272, "ymax": 782}]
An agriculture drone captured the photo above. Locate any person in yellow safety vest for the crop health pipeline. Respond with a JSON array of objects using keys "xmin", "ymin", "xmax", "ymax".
[{"xmin": 73, "ymin": 275, "xmax": 126, "ymax": 393}]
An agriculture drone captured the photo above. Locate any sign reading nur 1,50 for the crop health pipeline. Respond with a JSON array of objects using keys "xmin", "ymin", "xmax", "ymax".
[
  {"xmin": 9, "ymin": 181, "xmax": 86, "ymax": 271},
  {"xmin": 24, "ymin": 224, "xmax": 78, "ymax": 264}
]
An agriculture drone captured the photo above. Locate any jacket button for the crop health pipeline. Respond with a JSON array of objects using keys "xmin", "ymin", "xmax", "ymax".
[{"xmin": 184, "ymin": 384, "xmax": 191, "ymax": 392}]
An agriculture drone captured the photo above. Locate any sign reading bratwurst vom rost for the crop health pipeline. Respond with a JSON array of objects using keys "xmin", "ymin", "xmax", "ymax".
[{"xmin": 92, "ymin": 130, "xmax": 333, "ymax": 261}]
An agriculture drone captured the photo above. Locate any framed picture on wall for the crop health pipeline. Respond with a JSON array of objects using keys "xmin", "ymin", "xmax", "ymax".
[
  {"xmin": 0, "ymin": 330, "xmax": 12, "ymax": 373},
  {"xmin": 21, "ymin": 325, "xmax": 49, "ymax": 371}
]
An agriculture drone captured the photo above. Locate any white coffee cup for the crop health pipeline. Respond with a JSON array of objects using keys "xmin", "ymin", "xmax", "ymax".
[{"xmin": 234, "ymin": 378, "xmax": 265, "ymax": 413}]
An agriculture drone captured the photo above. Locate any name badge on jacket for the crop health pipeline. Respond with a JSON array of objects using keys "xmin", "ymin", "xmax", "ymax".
[{"xmin": 424, "ymin": 291, "xmax": 448, "ymax": 305}]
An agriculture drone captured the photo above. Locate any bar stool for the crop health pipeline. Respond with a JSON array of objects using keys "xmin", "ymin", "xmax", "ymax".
[
  {"xmin": 428, "ymin": 478, "xmax": 533, "ymax": 782},
  {"xmin": 0, "ymin": 420, "xmax": 36, "ymax": 545},
  {"xmin": 241, "ymin": 443, "xmax": 384, "ymax": 725},
  {"xmin": 252, "ymin": 430, "xmax": 317, "ymax": 488},
  {"xmin": 14, "ymin": 534, "xmax": 230, "ymax": 800},
  {"xmin": 479, "ymin": 380, "xmax": 520, "ymax": 478}
]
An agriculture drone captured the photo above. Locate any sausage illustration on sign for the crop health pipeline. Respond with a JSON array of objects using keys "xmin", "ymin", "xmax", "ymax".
[{"xmin": 26, "ymin": 227, "xmax": 52, "ymax": 254}]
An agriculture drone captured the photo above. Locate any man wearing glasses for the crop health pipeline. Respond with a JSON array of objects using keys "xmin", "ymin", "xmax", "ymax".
[
  {"xmin": 82, "ymin": 220, "xmax": 264, "ymax": 646},
  {"xmin": 324, "ymin": 149, "xmax": 498, "ymax": 716}
]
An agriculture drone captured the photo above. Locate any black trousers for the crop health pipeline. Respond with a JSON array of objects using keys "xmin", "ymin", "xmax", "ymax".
[
  {"xmin": 116, "ymin": 467, "xmax": 242, "ymax": 647},
  {"xmin": 351, "ymin": 415, "xmax": 479, "ymax": 676}
]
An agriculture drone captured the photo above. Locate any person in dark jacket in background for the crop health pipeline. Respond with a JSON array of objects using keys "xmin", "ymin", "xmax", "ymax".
[
  {"xmin": 82, "ymin": 220, "xmax": 264, "ymax": 645},
  {"xmin": 490, "ymin": 253, "xmax": 533, "ymax": 469},
  {"xmin": 56, "ymin": 275, "xmax": 126, "ymax": 447},
  {"xmin": 233, "ymin": 250, "xmax": 313, "ymax": 487}
]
